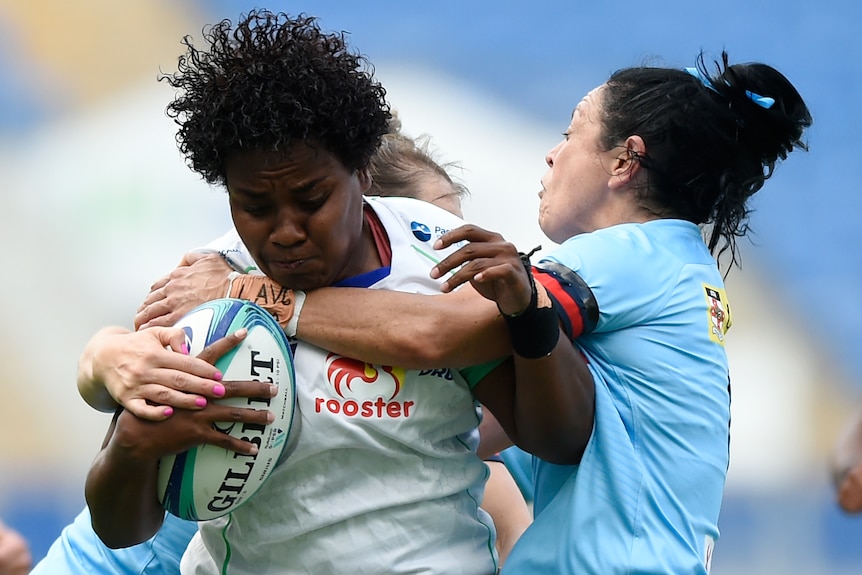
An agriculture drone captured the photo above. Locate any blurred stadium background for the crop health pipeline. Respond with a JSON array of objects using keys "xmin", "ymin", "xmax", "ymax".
[{"xmin": 0, "ymin": 1, "xmax": 860, "ymax": 573}]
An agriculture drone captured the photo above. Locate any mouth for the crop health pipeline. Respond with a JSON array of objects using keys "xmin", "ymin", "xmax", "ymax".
[{"xmin": 267, "ymin": 258, "xmax": 308, "ymax": 272}]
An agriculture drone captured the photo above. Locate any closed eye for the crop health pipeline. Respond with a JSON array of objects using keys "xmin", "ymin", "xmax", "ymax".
[{"xmin": 241, "ymin": 203, "xmax": 271, "ymax": 216}]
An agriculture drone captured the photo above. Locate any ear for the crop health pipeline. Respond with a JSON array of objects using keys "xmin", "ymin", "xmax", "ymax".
[
  {"xmin": 608, "ymin": 135, "xmax": 646, "ymax": 189},
  {"xmin": 357, "ymin": 167, "xmax": 373, "ymax": 193}
]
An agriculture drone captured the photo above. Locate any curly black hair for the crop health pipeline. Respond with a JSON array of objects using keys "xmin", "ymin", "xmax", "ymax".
[{"xmin": 159, "ymin": 9, "xmax": 392, "ymax": 186}]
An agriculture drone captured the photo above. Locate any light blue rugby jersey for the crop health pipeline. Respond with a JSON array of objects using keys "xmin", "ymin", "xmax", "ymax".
[
  {"xmin": 31, "ymin": 508, "xmax": 196, "ymax": 575},
  {"xmin": 503, "ymin": 219, "xmax": 731, "ymax": 575}
]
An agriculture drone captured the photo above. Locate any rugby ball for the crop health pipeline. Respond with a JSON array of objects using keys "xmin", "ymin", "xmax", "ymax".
[{"xmin": 156, "ymin": 298, "xmax": 298, "ymax": 521}]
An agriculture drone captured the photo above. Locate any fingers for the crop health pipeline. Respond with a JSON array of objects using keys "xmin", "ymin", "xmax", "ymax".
[
  {"xmin": 123, "ymin": 398, "xmax": 178, "ymax": 421},
  {"xmin": 197, "ymin": 329, "xmax": 248, "ymax": 365},
  {"xmin": 203, "ymin": 405, "xmax": 275, "ymax": 455},
  {"xmin": 219, "ymin": 379, "xmax": 279, "ymax": 400},
  {"xmin": 148, "ymin": 275, "xmax": 171, "ymax": 295},
  {"xmin": 108, "ymin": 328, "xmax": 229, "ymax": 403},
  {"xmin": 138, "ymin": 254, "xmax": 232, "ymax": 327},
  {"xmin": 206, "ymin": 404, "xmax": 275, "ymax": 426},
  {"xmin": 432, "ymin": 241, "xmax": 522, "ymax": 291},
  {"xmin": 431, "ymin": 226, "xmax": 516, "ymax": 272},
  {"xmin": 115, "ymin": 404, "xmax": 272, "ymax": 457},
  {"xmin": 433, "ymin": 223, "xmax": 501, "ymax": 250},
  {"xmin": 151, "ymin": 327, "xmax": 191, "ymax": 355},
  {"xmin": 135, "ymin": 299, "xmax": 177, "ymax": 330},
  {"xmin": 428, "ymin": 223, "xmax": 534, "ymax": 313},
  {"xmin": 136, "ymin": 276, "xmax": 170, "ymax": 313},
  {"xmin": 130, "ymin": 378, "xmax": 277, "ymax": 422},
  {"xmin": 136, "ymin": 281, "xmax": 164, "ymax": 317}
]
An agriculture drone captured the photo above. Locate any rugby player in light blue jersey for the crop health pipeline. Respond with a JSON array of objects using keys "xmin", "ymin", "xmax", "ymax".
[{"xmin": 426, "ymin": 51, "xmax": 811, "ymax": 574}]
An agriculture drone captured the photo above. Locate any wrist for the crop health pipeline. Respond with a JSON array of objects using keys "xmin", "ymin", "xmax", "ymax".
[
  {"xmin": 225, "ymin": 274, "xmax": 298, "ymax": 331},
  {"xmin": 501, "ymin": 246, "xmax": 560, "ymax": 359},
  {"xmin": 284, "ymin": 289, "xmax": 305, "ymax": 338},
  {"xmin": 80, "ymin": 339, "xmax": 122, "ymax": 412},
  {"xmin": 503, "ymin": 282, "xmax": 560, "ymax": 358}
]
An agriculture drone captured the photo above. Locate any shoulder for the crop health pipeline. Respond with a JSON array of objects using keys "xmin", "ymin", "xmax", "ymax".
[
  {"xmin": 364, "ymin": 196, "xmax": 467, "ymax": 245},
  {"xmin": 548, "ymin": 220, "xmax": 709, "ymax": 286},
  {"xmin": 545, "ymin": 221, "xmax": 716, "ymax": 328}
]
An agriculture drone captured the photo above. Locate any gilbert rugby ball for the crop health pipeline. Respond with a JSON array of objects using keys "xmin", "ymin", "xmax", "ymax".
[{"xmin": 157, "ymin": 298, "xmax": 298, "ymax": 521}]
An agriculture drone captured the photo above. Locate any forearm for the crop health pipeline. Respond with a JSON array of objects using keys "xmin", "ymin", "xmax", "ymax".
[
  {"xmin": 512, "ymin": 335, "xmax": 594, "ymax": 463},
  {"xmin": 297, "ymin": 286, "xmax": 510, "ymax": 369},
  {"xmin": 477, "ymin": 333, "xmax": 595, "ymax": 465},
  {"xmin": 85, "ymin": 414, "xmax": 165, "ymax": 548},
  {"xmin": 77, "ymin": 326, "xmax": 131, "ymax": 411}
]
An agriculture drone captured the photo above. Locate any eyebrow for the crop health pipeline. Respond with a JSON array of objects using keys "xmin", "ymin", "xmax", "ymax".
[{"xmin": 231, "ymin": 175, "xmax": 328, "ymax": 197}]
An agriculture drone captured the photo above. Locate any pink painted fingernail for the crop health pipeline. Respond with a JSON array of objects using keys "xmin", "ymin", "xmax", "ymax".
[
  {"xmin": 213, "ymin": 384, "xmax": 225, "ymax": 397},
  {"xmin": 164, "ymin": 407, "xmax": 174, "ymax": 417},
  {"xmin": 195, "ymin": 397, "xmax": 207, "ymax": 408},
  {"xmin": 181, "ymin": 343, "xmax": 189, "ymax": 355},
  {"xmin": 213, "ymin": 371, "xmax": 223, "ymax": 382}
]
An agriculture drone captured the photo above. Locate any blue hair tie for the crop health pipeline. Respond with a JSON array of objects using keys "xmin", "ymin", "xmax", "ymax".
[{"xmin": 684, "ymin": 67, "xmax": 775, "ymax": 109}]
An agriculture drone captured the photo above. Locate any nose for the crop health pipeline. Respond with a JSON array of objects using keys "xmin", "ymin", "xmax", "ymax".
[
  {"xmin": 545, "ymin": 142, "xmax": 561, "ymax": 167},
  {"xmin": 270, "ymin": 206, "xmax": 307, "ymax": 247}
]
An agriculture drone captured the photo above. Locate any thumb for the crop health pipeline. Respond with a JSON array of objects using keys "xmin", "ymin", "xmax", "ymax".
[{"xmin": 154, "ymin": 327, "xmax": 190, "ymax": 354}]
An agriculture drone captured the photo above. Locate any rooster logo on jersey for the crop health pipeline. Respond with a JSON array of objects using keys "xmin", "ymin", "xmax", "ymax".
[{"xmin": 315, "ymin": 354, "xmax": 413, "ymax": 419}]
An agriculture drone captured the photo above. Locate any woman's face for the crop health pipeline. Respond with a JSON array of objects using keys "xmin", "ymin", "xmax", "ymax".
[
  {"xmin": 225, "ymin": 143, "xmax": 375, "ymax": 291},
  {"xmin": 414, "ymin": 174, "xmax": 464, "ymax": 218},
  {"xmin": 539, "ymin": 85, "xmax": 621, "ymax": 243}
]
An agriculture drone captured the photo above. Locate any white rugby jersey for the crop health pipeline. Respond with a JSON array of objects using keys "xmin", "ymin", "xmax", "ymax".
[{"xmin": 181, "ymin": 197, "xmax": 497, "ymax": 575}]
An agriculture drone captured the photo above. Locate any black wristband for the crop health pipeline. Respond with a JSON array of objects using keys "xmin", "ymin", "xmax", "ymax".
[{"xmin": 502, "ymin": 246, "xmax": 560, "ymax": 359}]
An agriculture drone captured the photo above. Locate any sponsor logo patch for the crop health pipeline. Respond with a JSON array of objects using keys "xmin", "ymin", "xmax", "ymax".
[
  {"xmin": 704, "ymin": 284, "xmax": 732, "ymax": 345},
  {"xmin": 411, "ymin": 221, "xmax": 432, "ymax": 242}
]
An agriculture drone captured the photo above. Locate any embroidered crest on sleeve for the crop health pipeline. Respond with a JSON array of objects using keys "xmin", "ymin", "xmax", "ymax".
[{"xmin": 704, "ymin": 285, "xmax": 732, "ymax": 345}]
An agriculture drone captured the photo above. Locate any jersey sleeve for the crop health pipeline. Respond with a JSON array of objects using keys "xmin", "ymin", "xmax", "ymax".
[
  {"xmin": 459, "ymin": 357, "xmax": 507, "ymax": 390},
  {"xmin": 533, "ymin": 262, "xmax": 599, "ymax": 341}
]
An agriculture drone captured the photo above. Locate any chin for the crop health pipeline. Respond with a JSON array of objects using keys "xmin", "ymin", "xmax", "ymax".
[{"xmin": 541, "ymin": 223, "xmax": 568, "ymax": 245}]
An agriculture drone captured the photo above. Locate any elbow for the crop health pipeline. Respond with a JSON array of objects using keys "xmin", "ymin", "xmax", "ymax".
[
  {"xmin": 516, "ymin": 405, "xmax": 595, "ymax": 465},
  {"xmin": 521, "ymin": 434, "xmax": 590, "ymax": 466},
  {"xmin": 88, "ymin": 508, "xmax": 153, "ymax": 549},
  {"xmin": 88, "ymin": 513, "xmax": 160, "ymax": 550},
  {"xmin": 85, "ymin": 471, "xmax": 159, "ymax": 549},
  {"xmin": 94, "ymin": 528, "xmax": 138, "ymax": 550}
]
